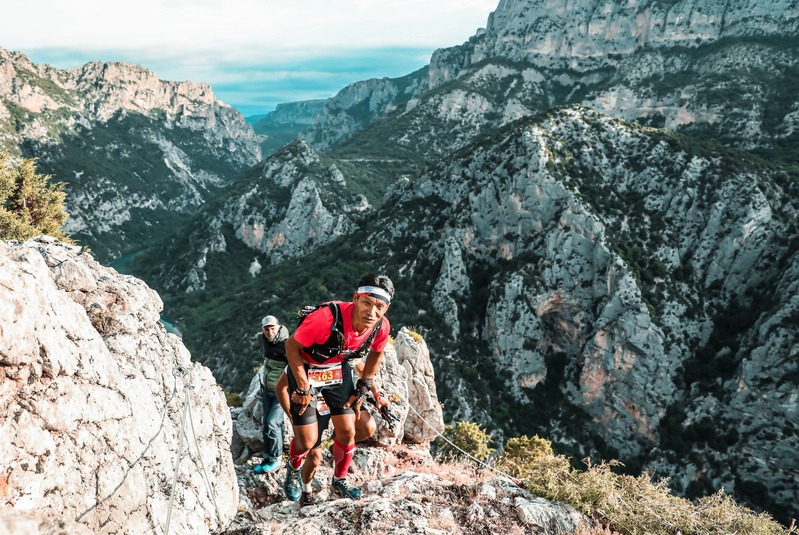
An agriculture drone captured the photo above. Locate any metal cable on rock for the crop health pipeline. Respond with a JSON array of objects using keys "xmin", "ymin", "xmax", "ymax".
[
  {"xmin": 163, "ymin": 366, "xmax": 190, "ymax": 535},
  {"xmin": 75, "ymin": 368, "xmax": 182, "ymax": 522},
  {"xmin": 185, "ymin": 384, "xmax": 224, "ymax": 526},
  {"xmin": 164, "ymin": 365, "xmax": 225, "ymax": 534},
  {"xmin": 405, "ymin": 403, "xmax": 522, "ymax": 484}
]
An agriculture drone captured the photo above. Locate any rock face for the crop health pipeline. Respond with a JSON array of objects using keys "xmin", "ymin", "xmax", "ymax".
[
  {"xmin": 231, "ymin": 327, "xmax": 444, "ymax": 460},
  {"xmin": 0, "ymin": 237, "xmax": 237, "ymax": 534},
  {"xmin": 0, "ymin": 48, "xmax": 261, "ymax": 262},
  {"xmin": 395, "ymin": 329, "xmax": 446, "ymax": 443},
  {"xmin": 474, "ymin": 0, "xmax": 799, "ymax": 65},
  {"xmin": 365, "ymin": 105, "xmax": 799, "ymax": 522},
  {"xmin": 258, "ymin": 100, "xmax": 327, "ymax": 128},
  {"xmin": 300, "ymin": 68, "xmax": 429, "ymax": 151}
]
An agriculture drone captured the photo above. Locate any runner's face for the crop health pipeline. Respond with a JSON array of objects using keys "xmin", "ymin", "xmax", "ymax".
[
  {"xmin": 262, "ymin": 325, "xmax": 279, "ymax": 340},
  {"xmin": 353, "ymin": 294, "xmax": 389, "ymax": 331}
]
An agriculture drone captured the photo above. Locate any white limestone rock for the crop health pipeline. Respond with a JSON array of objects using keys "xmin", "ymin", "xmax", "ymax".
[{"xmin": 0, "ymin": 237, "xmax": 237, "ymax": 534}]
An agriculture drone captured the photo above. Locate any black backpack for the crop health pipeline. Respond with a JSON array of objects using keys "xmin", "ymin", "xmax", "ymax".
[{"xmin": 297, "ymin": 302, "xmax": 383, "ymax": 364}]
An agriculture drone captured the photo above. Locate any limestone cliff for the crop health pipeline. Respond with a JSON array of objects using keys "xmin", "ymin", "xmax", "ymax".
[
  {"xmin": 302, "ymin": 0, "xmax": 799, "ymax": 165},
  {"xmin": 0, "ymin": 237, "xmax": 237, "ymax": 534}
]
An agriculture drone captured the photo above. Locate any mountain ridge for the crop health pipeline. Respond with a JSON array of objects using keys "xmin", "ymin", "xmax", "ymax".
[{"xmin": 0, "ymin": 46, "xmax": 261, "ymax": 261}]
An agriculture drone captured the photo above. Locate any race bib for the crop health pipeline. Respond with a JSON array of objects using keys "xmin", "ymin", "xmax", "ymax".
[
  {"xmin": 316, "ymin": 395, "xmax": 330, "ymax": 416},
  {"xmin": 307, "ymin": 364, "xmax": 343, "ymax": 387}
]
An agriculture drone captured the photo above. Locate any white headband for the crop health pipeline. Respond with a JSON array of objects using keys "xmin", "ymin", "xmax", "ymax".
[{"xmin": 356, "ymin": 285, "xmax": 392, "ymax": 304}]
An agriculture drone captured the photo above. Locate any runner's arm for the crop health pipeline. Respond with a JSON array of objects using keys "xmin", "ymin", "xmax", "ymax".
[
  {"xmin": 285, "ymin": 335, "xmax": 310, "ymax": 391},
  {"xmin": 285, "ymin": 335, "xmax": 313, "ymax": 414},
  {"xmin": 360, "ymin": 348, "xmax": 384, "ymax": 382}
]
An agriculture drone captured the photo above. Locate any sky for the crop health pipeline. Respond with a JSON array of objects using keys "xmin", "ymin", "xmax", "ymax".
[{"xmin": 3, "ymin": 0, "xmax": 498, "ymax": 117}]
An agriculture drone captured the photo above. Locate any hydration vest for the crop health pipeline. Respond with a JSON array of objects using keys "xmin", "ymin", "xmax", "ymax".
[{"xmin": 297, "ymin": 302, "xmax": 383, "ymax": 364}]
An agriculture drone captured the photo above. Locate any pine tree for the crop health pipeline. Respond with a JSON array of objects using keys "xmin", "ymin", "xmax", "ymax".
[{"xmin": 0, "ymin": 152, "xmax": 71, "ymax": 242}]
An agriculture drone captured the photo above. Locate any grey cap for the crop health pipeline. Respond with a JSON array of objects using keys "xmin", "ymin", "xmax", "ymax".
[{"xmin": 261, "ymin": 315, "xmax": 279, "ymax": 327}]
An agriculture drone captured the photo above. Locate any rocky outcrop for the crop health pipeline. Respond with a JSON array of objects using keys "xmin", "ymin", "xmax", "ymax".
[
  {"xmin": 395, "ymin": 329, "xmax": 445, "ymax": 443},
  {"xmin": 137, "ymin": 140, "xmax": 369, "ymax": 294},
  {"xmin": 0, "ymin": 237, "xmax": 237, "ymax": 534}
]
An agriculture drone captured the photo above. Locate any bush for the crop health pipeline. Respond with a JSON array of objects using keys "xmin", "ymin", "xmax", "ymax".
[
  {"xmin": 435, "ymin": 421, "xmax": 495, "ymax": 462},
  {"xmin": 496, "ymin": 435, "xmax": 789, "ymax": 535},
  {"xmin": 224, "ymin": 391, "xmax": 243, "ymax": 407},
  {"xmin": 0, "ymin": 153, "xmax": 71, "ymax": 242}
]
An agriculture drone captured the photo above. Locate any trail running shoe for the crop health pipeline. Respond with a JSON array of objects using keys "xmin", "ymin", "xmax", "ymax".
[
  {"xmin": 331, "ymin": 477, "xmax": 362, "ymax": 500},
  {"xmin": 253, "ymin": 459, "xmax": 284, "ymax": 474},
  {"xmin": 283, "ymin": 465, "xmax": 301, "ymax": 501},
  {"xmin": 300, "ymin": 490, "xmax": 317, "ymax": 508}
]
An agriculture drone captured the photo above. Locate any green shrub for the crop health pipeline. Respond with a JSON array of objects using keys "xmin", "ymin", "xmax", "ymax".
[
  {"xmin": 436, "ymin": 421, "xmax": 495, "ymax": 462},
  {"xmin": 496, "ymin": 435, "xmax": 788, "ymax": 535},
  {"xmin": 224, "ymin": 391, "xmax": 243, "ymax": 407},
  {"xmin": 0, "ymin": 152, "xmax": 71, "ymax": 242}
]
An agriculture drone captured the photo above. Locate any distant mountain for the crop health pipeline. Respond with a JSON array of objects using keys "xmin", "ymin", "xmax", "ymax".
[
  {"xmin": 245, "ymin": 113, "xmax": 269, "ymax": 124},
  {"xmin": 301, "ymin": 0, "xmax": 798, "ymax": 169},
  {"xmin": 251, "ymin": 99, "xmax": 326, "ymax": 156},
  {"xmin": 0, "ymin": 48, "xmax": 261, "ymax": 262}
]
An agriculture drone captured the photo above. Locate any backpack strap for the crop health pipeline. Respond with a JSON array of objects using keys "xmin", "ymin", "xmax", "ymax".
[
  {"xmin": 304, "ymin": 303, "xmax": 345, "ymax": 364},
  {"xmin": 346, "ymin": 318, "xmax": 383, "ymax": 360},
  {"xmin": 304, "ymin": 303, "xmax": 383, "ymax": 364}
]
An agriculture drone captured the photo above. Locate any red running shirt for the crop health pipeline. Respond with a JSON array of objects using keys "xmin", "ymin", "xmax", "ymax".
[{"xmin": 293, "ymin": 301, "xmax": 390, "ymax": 365}]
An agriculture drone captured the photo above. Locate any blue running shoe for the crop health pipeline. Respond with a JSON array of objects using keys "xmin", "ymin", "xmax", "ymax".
[
  {"xmin": 283, "ymin": 464, "xmax": 301, "ymax": 501},
  {"xmin": 331, "ymin": 477, "xmax": 362, "ymax": 500},
  {"xmin": 253, "ymin": 459, "xmax": 284, "ymax": 474}
]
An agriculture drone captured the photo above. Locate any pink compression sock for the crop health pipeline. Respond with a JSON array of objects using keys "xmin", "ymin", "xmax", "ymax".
[
  {"xmin": 288, "ymin": 438, "xmax": 308, "ymax": 469},
  {"xmin": 332, "ymin": 439, "xmax": 355, "ymax": 478}
]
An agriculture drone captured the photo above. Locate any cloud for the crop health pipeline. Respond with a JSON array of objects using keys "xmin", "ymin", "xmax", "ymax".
[{"xmin": 4, "ymin": 0, "xmax": 497, "ymax": 115}]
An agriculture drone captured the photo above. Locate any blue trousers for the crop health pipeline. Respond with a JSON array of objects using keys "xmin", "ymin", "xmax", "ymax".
[{"xmin": 261, "ymin": 388, "xmax": 284, "ymax": 462}]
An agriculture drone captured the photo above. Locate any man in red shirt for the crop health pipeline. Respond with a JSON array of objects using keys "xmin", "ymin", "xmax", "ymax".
[{"xmin": 283, "ymin": 274, "xmax": 394, "ymax": 504}]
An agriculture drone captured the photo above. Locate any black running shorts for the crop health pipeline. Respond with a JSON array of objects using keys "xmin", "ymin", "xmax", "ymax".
[{"xmin": 286, "ymin": 363, "xmax": 355, "ymax": 427}]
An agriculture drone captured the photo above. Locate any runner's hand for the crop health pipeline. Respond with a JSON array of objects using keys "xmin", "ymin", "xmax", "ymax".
[
  {"xmin": 291, "ymin": 391, "xmax": 313, "ymax": 415},
  {"xmin": 343, "ymin": 393, "xmax": 365, "ymax": 419}
]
